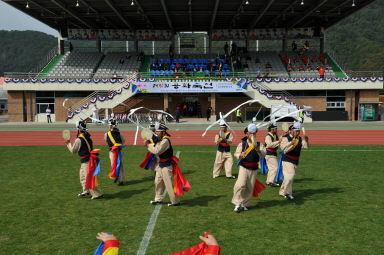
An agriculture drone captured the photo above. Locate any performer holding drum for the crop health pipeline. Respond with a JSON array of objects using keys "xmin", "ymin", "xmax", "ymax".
[{"xmin": 64, "ymin": 120, "xmax": 103, "ymax": 199}]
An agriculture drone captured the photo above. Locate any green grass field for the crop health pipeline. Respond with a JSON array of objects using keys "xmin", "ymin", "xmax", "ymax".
[{"xmin": 0, "ymin": 145, "xmax": 383, "ymax": 254}]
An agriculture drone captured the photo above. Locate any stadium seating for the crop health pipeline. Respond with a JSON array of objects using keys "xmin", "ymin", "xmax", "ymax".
[
  {"xmin": 244, "ymin": 52, "xmax": 289, "ymax": 78},
  {"xmin": 94, "ymin": 52, "xmax": 141, "ymax": 79},
  {"xmin": 282, "ymin": 51, "xmax": 336, "ymax": 78},
  {"xmin": 46, "ymin": 52, "xmax": 103, "ymax": 79},
  {"xmin": 148, "ymin": 54, "xmax": 231, "ymax": 77}
]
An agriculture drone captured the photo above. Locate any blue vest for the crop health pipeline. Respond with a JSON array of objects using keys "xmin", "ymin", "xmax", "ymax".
[
  {"xmin": 240, "ymin": 138, "xmax": 260, "ymax": 171},
  {"xmin": 265, "ymin": 133, "xmax": 279, "ymax": 156},
  {"xmin": 282, "ymin": 135, "xmax": 302, "ymax": 165},
  {"xmin": 217, "ymin": 132, "xmax": 231, "ymax": 153},
  {"xmin": 159, "ymin": 137, "xmax": 173, "ymax": 167},
  {"xmin": 106, "ymin": 129, "xmax": 122, "ymax": 150},
  {"xmin": 78, "ymin": 132, "xmax": 93, "ymax": 163}
]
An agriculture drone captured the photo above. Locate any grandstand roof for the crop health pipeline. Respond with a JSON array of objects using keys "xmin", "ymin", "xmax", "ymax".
[{"xmin": 2, "ymin": 0, "xmax": 377, "ymax": 32}]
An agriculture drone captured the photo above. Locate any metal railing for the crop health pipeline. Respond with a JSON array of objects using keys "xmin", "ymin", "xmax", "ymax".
[
  {"xmin": 66, "ymin": 73, "xmax": 138, "ymax": 116},
  {"xmin": 6, "ymin": 70, "xmax": 383, "ymax": 80},
  {"xmin": 30, "ymin": 46, "xmax": 58, "ymax": 74},
  {"xmin": 324, "ymin": 45, "xmax": 350, "ymax": 76},
  {"xmin": 348, "ymin": 71, "xmax": 384, "ymax": 78}
]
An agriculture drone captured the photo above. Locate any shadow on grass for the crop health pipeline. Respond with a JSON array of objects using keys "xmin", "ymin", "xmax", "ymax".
[
  {"xmin": 183, "ymin": 195, "xmax": 224, "ymax": 207},
  {"xmin": 255, "ymin": 187, "xmax": 343, "ymax": 208},
  {"xmin": 294, "ymin": 178, "xmax": 318, "ymax": 183},
  {"xmin": 293, "ymin": 187, "xmax": 343, "ymax": 205},
  {"xmin": 125, "ymin": 176, "xmax": 154, "ymax": 186},
  {"xmin": 107, "ymin": 188, "xmax": 148, "ymax": 199}
]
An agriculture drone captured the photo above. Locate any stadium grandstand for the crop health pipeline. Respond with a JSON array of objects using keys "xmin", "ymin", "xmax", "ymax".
[{"xmin": 2, "ymin": 0, "xmax": 383, "ymax": 123}]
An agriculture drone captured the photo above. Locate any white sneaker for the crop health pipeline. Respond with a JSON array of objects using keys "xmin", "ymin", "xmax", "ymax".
[
  {"xmin": 242, "ymin": 205, "xmax": 249, "ymax": 211},
  {"xmin": 286, "ymin": 194, "xmax": 294, "ymax": 200},
  {"xmin": 234, "ymin": 205, "xmax": 241, "ymax": 212}
]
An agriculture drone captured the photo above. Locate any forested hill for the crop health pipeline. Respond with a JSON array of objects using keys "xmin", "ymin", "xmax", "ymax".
[
  {"xmin": 0, "ymin": 30, "xmax": 56, "ymax": 75},
  {"xmin": 1, "ymin": 0, "xmax": 384, "ymax": 75},
  {"xmin": 327, "ymin": 0, "xmax": 384, "ymax": 71}
]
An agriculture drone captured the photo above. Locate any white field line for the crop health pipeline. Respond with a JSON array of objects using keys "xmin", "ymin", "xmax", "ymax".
[
  {"xmin": 179, "ymin": 150, "xmax": 384, "ymax": 152},
  {"xmin": 136, "ymin": 151, "xmax": 181, "ymax": 255}
]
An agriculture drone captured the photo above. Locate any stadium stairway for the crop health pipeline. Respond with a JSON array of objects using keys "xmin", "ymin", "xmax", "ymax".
[
  {"xmin": 37, "ymin": 54, "xmax": 64, "ymax": 79},
  {"xmin": 67, "ymin": 75, "xmax": 138, "ymax": 124},
  {"xmin": 325, "ymin": 53, "xmax": 346, "ymax": 78}
]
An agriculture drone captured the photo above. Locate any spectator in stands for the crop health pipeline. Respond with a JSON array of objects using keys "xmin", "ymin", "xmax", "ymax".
[
  {"xmin": 137, "ymin": 51, "xmax": 144, "ymax": 62},
  {"xmin": 298, "ymin": 49, "xmax": 304, "ymax": 56},
  {"xmin": 158, "ymin": 62, "xmax": 163, "ymax": 71},
  {"xmin": 151, "ymin": 62, "xmax": 156, "ymax": 70},
  {"xmin": 307, "ymin": 65, "xmax": 313, "ymax": 71},
  {"xmin": 287, "ymin": 64, "xmax": 294, "ymax": 72},
  {"xmin": 298, "ymin": 65, "xmax": 305, "ymax": 71},
  {"xmin": 176, "ymin": 62, "xmax": 181, "ymax": 71},
  {"xmin": 256, "ymin": 67, "xmax": 262, "ymax": 78},
  {"xmin": 318, "ymin": 66, "xmax": 325, "ymax": 78},
  {"xmin": 46, "ymin": 106, "xmax": 52, "ymax": 123},
  {"xmin": 265, "ymin": 62, "xmax": 272, "ymax": 69},
  {"xmin": 292, "ymin": 41, "xmax": 297, "ymax": 51},
  {"xmin": 119, "ymin": 58, "xmax": 125, "ymax": 64},
  {"xmin": 304, "ymin": 40, "xmax": 310, "ymax": 51},
  {"xmin": 224, "ymin": 42, "xmax": 229, "ymax": 56},
  {"xmin": 69, "ymin": 42, "xmax": 73, "ymax": 52},
  {"xmin": 112, "ymin": 70, "xmax": 117, "ymax": 78},
  {"xmin": 169, "ymin": 45, "xmax": 174, "ymax": 60}
]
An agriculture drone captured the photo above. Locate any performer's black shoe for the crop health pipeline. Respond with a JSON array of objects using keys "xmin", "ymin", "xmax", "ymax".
[
  {"xmin": 91, "ymin": 195, "xmax": 104, "ymax": 200},
  {"xmin": 167, "ymin": 203, "xmax": 181, "ymax": 207},
  {"xmin": 117, "ymin": 181, "xmax": 124, "ymax": 186},
  {"xmin": 226, "ymin": 176, "xmax": 236, "ymax": 179},
  {"xmin": 150, "ymin": 200, "xmax": 163, "ymax": 205},
  {"xmin": 78, "ymin": 192, "xmax": 90, "ymax": 197},
  {"xmin": 268, "ymin": 183, "xmax": 280, "ymax": 187}
]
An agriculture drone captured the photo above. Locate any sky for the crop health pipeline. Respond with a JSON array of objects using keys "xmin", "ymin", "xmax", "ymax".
[{"xmin": 0, "ymin": 0, "xmax": 57, "ymax": 36}]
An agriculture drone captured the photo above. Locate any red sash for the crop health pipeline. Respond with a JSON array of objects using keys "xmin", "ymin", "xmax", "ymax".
[
  {"xmin": 140, "ymin": 151, "xmax": 153, "ymax": 168},
  {"xmin": 160, "ymin": 158, "xmax": 172, "ymax": 162},
  {"xmin": 172, "ymin": 156, "xmax": 191, "ymax": 196},
  {"xmin": 85, "ymin": 150, "xmax": 100, "ymax": 190},
  {"xmin": 266, "ymin": 148, "xmax": 277, "ymax": 153},
  {"xmin": 171, "ymin": 233, "xmax": 220, "ymax": 255},
  {"xmin": 285, "ymin": 154, "xmax": 299, "ymax": 161},
  {"xmin": 241, "ymin": 161, "xmax": 258, "ymax": 168},
  {"xmin": 109, "ymin": 145, "xmax": 120, "ymax": 179},
  {"xmin": 219, "ymin": 142, "xmax": 229, "ymax": 147}
]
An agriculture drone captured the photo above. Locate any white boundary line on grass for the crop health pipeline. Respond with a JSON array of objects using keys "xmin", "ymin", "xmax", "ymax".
[
  {"xmin": 180, "ymin": 150, "xmax": 384, "ymax": 153},
  {"xmin": 136, "ymin": 151, "xmax": 181, "ymax": 255}
]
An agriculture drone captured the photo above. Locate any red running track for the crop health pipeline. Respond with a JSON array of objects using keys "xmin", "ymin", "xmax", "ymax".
[{"xmin": 0, "ymin": 130, "xmax": 383, "ymax": 146}]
